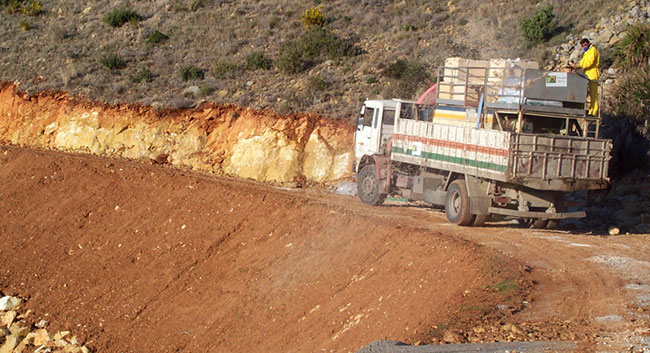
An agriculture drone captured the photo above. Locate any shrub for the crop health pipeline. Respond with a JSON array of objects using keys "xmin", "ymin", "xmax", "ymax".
[
  {"xmin": 131, "ymin": 68, "xmax": 153, "ymax": 83},
  {"xmin": 614, "ymin": 23, "xmax": 650, "ymax": 72},
  {"xmin": 103, "ymin": 8, "xmax": 141, "ymax": 28},
  {"xmin": 610, "ymin": 23, "xmax": 650, "ymax": 124},
  {"xmin": 99, "ymin": 53, "xmax": 125, "ymax": 71},
  {"xmin": 520, "ymin": 5, "xmax": 557, "ymax": 44},
  {"xmin": 301, "ymin": 6, "xmax": 326, "ymax": 29},
  {"xmin": 307, "ymin": 75, "xmax": 329, "ymax": 92},
  {"xmin": 19, "ymin": 19, "xmax": 32, "ymax": 30},
  {"xmin": 277, "ymin": 28, "xmax": 360, "ymax": 74},
  {"xmin": 610, "ymin": 67, "xmax": 650, "ymax": 123},
  {"xmin": 199, "ymin": 85, "xmax": 214, "ymax": 97},
  {"xmin": 1, "ymin": 0, "xmax": 41, "ymax": 15},
  {"xmin": 146, "ymin": 30, "xmax": 169, "ymax": 46},
  {"xmin": 21, "ymin": 0, "xmax": 40, "ymax": 15},
  {"xmin": 212, "ymin": 60, "xmax": 241, "ymax": 79},
  {"xmin": 300, "ymin": 28, "xmax": 359, "ymax": 59},
  {"xmin": 382, "ymin": 59, "xmax": 430, "ymax": 98},
  {"xmin": 245, "ymin": 52, "xmax": 272, "ymax": 71},
  {"xmin": 172, "ymin": 0, "xmax": 207, "ymax": 12},
  {"xmin": 180, "ymin": 65, "xmax": 204, "ymax": 81},
  {"xmin": 400, "ymin": 24, "xmax": 417, "ymax": 31},
  {"xmin": 276, "ymin": 44, "xmax": 306, "ymax": 74}
]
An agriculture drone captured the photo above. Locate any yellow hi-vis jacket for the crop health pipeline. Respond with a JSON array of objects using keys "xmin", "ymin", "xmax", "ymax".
[{"xmin": 579, "ymin": 45, "xmax": 600, "ymax": 81}]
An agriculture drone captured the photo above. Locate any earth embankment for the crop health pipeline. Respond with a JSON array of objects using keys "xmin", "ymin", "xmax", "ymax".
[
  {"xmin": 0, "ymin": 146, "xmax": 524, "ymax": 353},
  {"xmin": 0, "ymin": 81, "xmax": 354, "ymax": 186}
]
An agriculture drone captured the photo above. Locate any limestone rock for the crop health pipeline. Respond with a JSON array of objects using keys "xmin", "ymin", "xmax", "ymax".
[
  {"xmin": 54, "ymin": 330, "xmax": 70, "ymax": 340},
  {"xmin": 0, "ymin": 296, "xmax": 21, "ymax": 311},
  {"xmin": 597, "ymin": 29, "xmax": 613, "ymax": 44},
  {"xmin": 0, "ymin": 335, "xmax": 18, "ymax": 353},
  {"xmin": 182, "ymin": 86, "xmax": 200, "ymax": 97},
  {"xmin": 33, "ymin": 328, "xmax": 50, "ymax": 346},
  {"xmin": 1, "ymin": 311, "xmax": 16, "ymax": 327},
  {"xmin": 9, "ymin": 324, "xmax": 29, "ymax": 339},
  {"xmin": 442, "ymin": 330, "xmax": 462, "ymax": 343}
]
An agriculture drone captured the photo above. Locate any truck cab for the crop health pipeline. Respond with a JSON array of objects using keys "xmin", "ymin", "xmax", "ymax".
[{"xmin": 354, "ymin": 100, "xmax": 396, "ymax": 168}]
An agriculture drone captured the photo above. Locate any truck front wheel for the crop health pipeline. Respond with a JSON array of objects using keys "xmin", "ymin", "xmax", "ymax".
[
  {"xmin": 357, "ymin": 165, "xmax": 386, "ymax": 206},
  {"xmin": 445, "ymin": 179, "xmax": 474, "ymax": 226}
]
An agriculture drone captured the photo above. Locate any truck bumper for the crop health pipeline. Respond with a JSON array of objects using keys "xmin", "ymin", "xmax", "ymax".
[{"xmin": 488, "ymin": 207, "xmax": 586, "ymax": 220}]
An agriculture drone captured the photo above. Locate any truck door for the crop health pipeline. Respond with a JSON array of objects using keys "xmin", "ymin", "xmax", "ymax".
[
  {"xmin": 354, "ymin": 105, "xmax": 378, "ymax": 161},
  {"xmin": 379, "ymin": 108, "xmax": 395, "ymax": 153}
]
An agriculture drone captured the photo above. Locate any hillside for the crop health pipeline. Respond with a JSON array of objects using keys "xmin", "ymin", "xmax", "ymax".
[{"xmin": 0, "ymin": 0, "xmax": 632, "ymax": 119}]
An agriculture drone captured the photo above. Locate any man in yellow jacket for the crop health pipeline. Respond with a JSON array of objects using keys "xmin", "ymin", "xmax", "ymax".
[{"xmin": 571, "ymin": 38, "xmax": 600, "ymax": 116}]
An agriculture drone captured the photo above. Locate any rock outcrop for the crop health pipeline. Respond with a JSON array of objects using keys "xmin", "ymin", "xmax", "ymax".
[{"xmin": 0, "ymin": 82, "xmax": 355, "ymax": 185}]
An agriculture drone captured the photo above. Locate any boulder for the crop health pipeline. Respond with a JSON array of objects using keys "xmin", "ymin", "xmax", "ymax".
[
  {"xmin": 0, "ymin": 297, "xmax": 21, "ymax": 311},
  {"xmin": 0, "ymin": 335, "xmax": 18, "ymax": 353},
  {"xmin": 597, "ymin": 29, "xmax": 614, "ymax": 44},
  {"xmin": 182, "ymin": 86, "xmax": 200, "ymax": 97},
  {"xmin": 33, "ymin": 328, "xmax": 50, "ymax": 346},
  {"xmin": 1, "ymin": 311, "xmax": 16, "ymax": 328}
]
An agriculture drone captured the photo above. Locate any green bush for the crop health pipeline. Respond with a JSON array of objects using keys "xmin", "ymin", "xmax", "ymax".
[
  {"xmin": 212, "ymin": 60, "xmax": 241, "ymax": 79},
  {"xmin": 610, "ymin": 67, "xmax": 650, "ymax": 123},
  {"xmin": 382, "ymin": 59, "xmax": 430, "ymax": 98},
  {"xmin": 199, "ymin": 85, "xmax": 215, "ymax": 97},
  {"xmin": 301, "ymin": 6, "xmax": 326, "ymax": 29},
  {"xmin": 301, "ymin": 28, "xmax": 359, "ymax": 60},
  {"xmin": 172, "ymin": 0, "xmax": 206, "ymax": 12},
  {"xmin": 100, "ymin": 53, "xmax": 125, "ymax": 71},
  {"xmin": 146, "ymin": 30, "xmax": 169, "ymax": 46},
  {"xmin": 276, "ymin": 28, "xmax": 360, "ymax": 74},
  {"xmin": 19, "ymin": 19, "xmax": 32, "ymax": 30},
  {"xmin": 103, "ymin": 8, "xmax": 141, "ymax": 28},
  {"xmin": 611, "ymin": 24, "xmax": 650, "ymax": 123},
  {"xmin": 276, "ymin": 44, "xmax": 306, "ymax": 74},
  {"xmin": 520, "ymin": 5, "xmax": 557, "ymax": 43},
  {"xmin": 180, "ymin": 65, "xmax": 204, "ymax": 81},
  {"xmin": 614, "ymin": 23, "xmax": 650, "ymax": 72},
  {"xmin": 131, "ymin": 68, "xmax": 153, "ymax": 83},
  {"xmin": 21, "ymin": 0, "xmax": 39, "ymax": 15},
  {"xmin": 245, "ymin": 52, "xmax": 272, "ymax": 71},
  {"xmin": 1, "ymin": 0, "xmax": 41, "ymax": 16},
  {"xmin": 307, "ymin": 75, "xmax": 329, "ymax": 92}
]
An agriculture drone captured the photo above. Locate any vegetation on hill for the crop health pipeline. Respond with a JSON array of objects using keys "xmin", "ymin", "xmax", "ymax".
[{"xmin": 0, "ymin": 0, "xmax": 635, "ymax": 118}]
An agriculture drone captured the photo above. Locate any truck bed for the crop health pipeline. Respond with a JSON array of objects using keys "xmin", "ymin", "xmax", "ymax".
[{"xmin": 391, "ymin": 116, "xmax": 611, "ymax": 191}]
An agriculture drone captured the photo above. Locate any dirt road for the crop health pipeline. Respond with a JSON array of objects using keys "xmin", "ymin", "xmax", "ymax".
[{"xmin": 0, "ymin": 146, "xmax": 648, "ymax": 352}]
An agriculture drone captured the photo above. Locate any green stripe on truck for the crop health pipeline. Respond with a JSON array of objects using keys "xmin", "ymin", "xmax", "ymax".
[{"xmin": 391, "ymin": 146, "xmax": 507, "ymax": 172}]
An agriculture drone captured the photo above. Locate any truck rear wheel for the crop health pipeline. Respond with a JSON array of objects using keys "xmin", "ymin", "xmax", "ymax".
[
  {"xmin": 445, "ymin": 179, "xmax": 473, "ymax": 226},
  {"xmin": 528, "ymin": 219, "xmax": 549, "ymax": 229},
  {"xmin": 472, "ymin": 214, "xmax": 488, "ymax": 226},
  {"xmin": 357, "ymin": 165, "xmax": 386, "ymax": 205}
]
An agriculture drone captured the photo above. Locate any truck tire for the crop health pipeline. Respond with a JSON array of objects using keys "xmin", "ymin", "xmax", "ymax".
[
  {"xmin": 472, "ymin": 214, "xmax": 488, "ymax": 226},
  {"xmin": 528, "ymin": 219, "xmax": 549, "ymax": 229},
  {"xmin": 357, "ymin": 165, "xmax": 386, "ymax": 206},
  {"xmin": 445, "ymin": 179, "xmax": 473, "ymax": 226},
  {"xmin": 546, "ymin": 192, "xmax": 567, "ymax": 229},
  {"xmin": 526, "ymin": 192, "xmax": 566, "ymax": 229}
]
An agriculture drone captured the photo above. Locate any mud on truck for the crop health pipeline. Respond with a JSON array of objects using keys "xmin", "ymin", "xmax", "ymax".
[{"xmin": 354, "ymin": 58, "xmax": 611, "ymax": 227}]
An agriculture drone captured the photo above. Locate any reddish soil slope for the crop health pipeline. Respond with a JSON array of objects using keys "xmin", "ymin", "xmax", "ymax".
[{"xmin": 0, "ymin": 146, "xmax": 528, "ymax": 353}]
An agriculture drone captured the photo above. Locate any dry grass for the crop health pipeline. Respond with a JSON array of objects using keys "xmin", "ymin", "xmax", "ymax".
[{"xmin": 0, "ymin": 0, "xmax": 631, "ymax": 119}]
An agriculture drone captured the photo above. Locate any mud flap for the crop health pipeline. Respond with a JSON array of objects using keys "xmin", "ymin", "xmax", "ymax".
[{"xmin": 470, "ymin": 197, "xmax": 491, "ymax": 215}]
